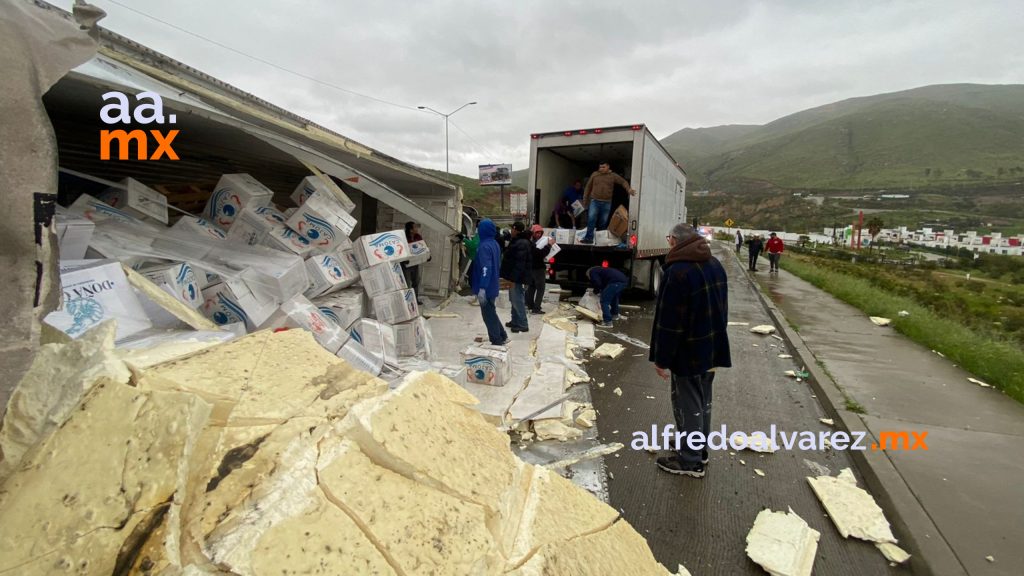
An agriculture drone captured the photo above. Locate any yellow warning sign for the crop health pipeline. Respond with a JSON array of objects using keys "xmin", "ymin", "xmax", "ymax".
[{"xmin": 724, "ymin": 219, "xmax": 735, "ymax": 227}]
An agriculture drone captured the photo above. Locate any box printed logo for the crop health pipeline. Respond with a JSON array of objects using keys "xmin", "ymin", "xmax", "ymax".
[
  {"xmin": 279, "ymin": 227, "xmax": 311, "ymax": 249},
  {"xmin": 295, "ymin": 213, "xmax": 336, "ymax": 246},
  {"xmin": 254, "ymin": 207, "xmax": 286, "ymax": 224},
  {"xmin": 204, "ymin": 293, "xmax": 248, "ymax": 326},
  {"xmin": 176, "ymin": 264, "xmax": 199, "ymax": 304},
  {"xmin": 465, "ymin": 357, "xmax": 498, "ymax": 384},
  {"xmin": 66, "ymin": 297, "xmax": 105, "ymax": 336},
  {"xmin": 404, "ymin": 289, "xmax": 417, "ymax": 314},
  {"xmin": 321, "ymin": 256, "xmax": 344, "ymax": 280},
  {"xmin": 207, "ymin": 188, "xmax": 243, "ymax": 227},
  {"xmin": 193, "ymin": 218, "xmax": 228, "ymax": 239},
  {"xmin": 319, "ymin": 307, "xmax": 341, "ymax": 325},
  {"xmin": 296, "ymin": 183, "xmax": 315, "ymax": 206},
  {"xmin": 369, "ymin": 233, "xmax": 406, "ymax": 260},
  {"xmin": 80, "ymin": 199, "xmax": 138, "ymax": 223}
]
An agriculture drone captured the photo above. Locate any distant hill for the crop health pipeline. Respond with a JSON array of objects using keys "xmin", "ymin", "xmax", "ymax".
[
  {"xmin": 420, "ymin": 168, "xmax": 520, "ymax": 217},
  {"xmin": 661, "ymin": 84, "xmax": 1024, "ymax": 191}
]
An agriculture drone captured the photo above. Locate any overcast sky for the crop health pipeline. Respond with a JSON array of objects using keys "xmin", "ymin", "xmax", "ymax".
[{"xmin": 77, "ymin": 0, "xmax": 1023, "ymax": 178}]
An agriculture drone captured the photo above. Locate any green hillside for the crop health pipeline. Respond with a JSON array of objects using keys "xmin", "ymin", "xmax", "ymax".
[{"xmin": 662, "ymin": 84, "xmax": 1024, "ymax": 191}]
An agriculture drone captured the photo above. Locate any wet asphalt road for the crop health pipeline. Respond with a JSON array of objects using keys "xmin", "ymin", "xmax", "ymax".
[{"xmin": 587, "ymin": 243, "xmax": 908, "ymax": 575}]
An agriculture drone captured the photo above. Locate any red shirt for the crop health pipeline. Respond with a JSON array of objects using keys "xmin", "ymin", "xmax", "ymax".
[{"xmin": 766, "ymin": 237, "xmax": 785, "ymax": 254}]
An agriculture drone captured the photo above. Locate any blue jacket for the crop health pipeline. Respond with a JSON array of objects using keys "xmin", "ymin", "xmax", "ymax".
[
  {"xmin": 471, "ymin": 219, "xmax": 501, "ymax": 299},
  {"xmin": 649, "ymin": 238, "xmax": 732, "ymax": 376},
  {"xmin": 588, "ymin": 267, "xmax": 628, "ymax": 292}
]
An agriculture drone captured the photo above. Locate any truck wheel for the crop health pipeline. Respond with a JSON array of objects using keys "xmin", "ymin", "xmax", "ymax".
[{"xmin": 650, "ymin": 258, "xmax": 664, "ymax": 297}]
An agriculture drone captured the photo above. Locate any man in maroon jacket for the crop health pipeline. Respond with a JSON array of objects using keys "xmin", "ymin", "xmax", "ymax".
[{"xmin": 765, "ymin": 232, "xmax": 784, "ymax": 274}]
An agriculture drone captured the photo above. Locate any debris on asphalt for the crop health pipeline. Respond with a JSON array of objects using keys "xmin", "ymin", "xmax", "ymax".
[
  {"xmin": 574, "ymin": 305, "xmax": 602, "ymax": 323},
  {"xmin": 784, "ymin": 370, "xmax": 810, "ymax": 379},
  {"xmin": 597, "ymin": 382, "xmax": 606, "ymax": 389},
  {"xmin": 968, "ymin": 377, "xmax": 993, "ymax": 388},
  {"xmin": 755, "ymin": 469, "xmax": 766, "ymax": 477},
  {"xmin": 746, "ymin": 436, "xmax": 777, "ymax": 453},
  {"xmin": 533, "ymin": 418, "xmax": 584, "ymax": 442},
  {"xmin": 986, "ymin": 555, "xmax": 995, "ymax": 562},
  {"xmin": 869, "ymin": 316, "xmax": 892, "ymax": 326},
  {"xmin": 778, "ymin": 354, "xmax": 793, "ymax": 359},
  {"xmin": 807, "ymin": 468, "xmax": 899, "ymax": 546},
  {"xmin": 745, "ymin": 508, "xmax": 820, "ymax": 576},
  {"xmin": 875, "ymin": 542, "xmax": 912, "ymax": 564},
  {"xmin": 753, "ymin": 344, "xmax": 760, "ymax": 347},
  {"xmin": 728, "ymin": 321, "xmax": 750, "ymax": 326},
  {"xmin": 771, "ymin": 334, "xmax": 785, "ymax": 341},
  {"xmin": 542, "ymin": 442, "xmax": 623, "ymax": 469},
  {"xmin": 575, "ymin": 408, "xmax": 597, "ymax": 428},
  {"xmin": 593, "ymin": 343, "xmax": 626, "ymax": 359},
  {"xmin": 675, "ymin": 564, "xmax": 693, "ymax": 576},
  {"xmin": 819, "ymin": 418, "xmax": 834, "ymax": 426},
  {"xmin": 739, "ymin": 459, "xmax": 747, "ymax": 465},
  {"xmin": 596, "ymin": 330, "xmax": 650, "ymax": 349},
  {"xmin": 750, "ymin": 324, "xmax": 777, "ymax": 335},
  {"xmin": 803, "ymin": 459, "xmax": 831, "ymax": 477},
  {"xmin": 613, "ymin": 387, "xmax": 623, "ymax": 396}
]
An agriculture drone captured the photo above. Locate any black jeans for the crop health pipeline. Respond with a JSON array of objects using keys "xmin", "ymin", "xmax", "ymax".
[
  {"xmin": 768, "ymin": 253, "xmax": 781, "ymax": 271},
  {"xmin": 526, "ymin": 268, "xmax": 547, "ymax": 312},
  {"xmin": 670, "ymin": 371, "xmax": 715, "ymax": 465},
  {"xmin": 748, "ymin": 250, "xmax": 761, "ymax": 270}
]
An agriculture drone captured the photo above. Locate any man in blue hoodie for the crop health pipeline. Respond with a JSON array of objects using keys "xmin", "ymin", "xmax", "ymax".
[{"xmin": 471, "ymin": 219, "xmax": 508, "ymax": 345}]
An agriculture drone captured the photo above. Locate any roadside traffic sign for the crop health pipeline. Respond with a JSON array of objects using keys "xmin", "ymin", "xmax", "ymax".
[{"xmin": 724, "ymin": 219, "xmax": 735, "ymax": 227}]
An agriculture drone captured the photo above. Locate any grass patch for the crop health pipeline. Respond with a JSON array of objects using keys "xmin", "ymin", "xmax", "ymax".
[
  {"xmin": 844, "ymin": 399, "xmax": 867, "ymax": 414},
  {"xmin": 781, "ymin": 255, "xmax": 1024, "ymax": 404}
]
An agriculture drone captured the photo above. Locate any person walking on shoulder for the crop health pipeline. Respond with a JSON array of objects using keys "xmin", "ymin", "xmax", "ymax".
[
  {"xmin": 735, "ymin": 229, "xmax": 743, "ymax": 255},
  {"xmin": 765, "ymin": 232, "xmax": 784, "ymax": 274},
  {"xmin": 500, "ymin": 221, "xmax": 532, "ymax": 333},
  {"xmin": 579, "ymin": 161, "xmax": 635, "ymax": 244},
  {"xmin": 649, "ymin": 223, "xmax": 731, "ymax": 478},
  {"xmin": 747, "ymin": 235, "xmax": 764, "ymax": 272},
  {"xmin": 470, "ymin": 219, "xmax": 508, "ymax": 345}
]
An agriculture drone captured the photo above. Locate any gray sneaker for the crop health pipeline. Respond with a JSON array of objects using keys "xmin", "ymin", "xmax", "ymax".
[{"xmin": 656, "ymin": 457, "xmax": 705, "ymax": 478}]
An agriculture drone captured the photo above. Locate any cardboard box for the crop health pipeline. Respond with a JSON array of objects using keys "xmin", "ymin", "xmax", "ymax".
[
  {"xmin": 55, "ymin": 208, "xmax": 95, "ymax": 260},
  {"xmin": 571, "ymin": 200, "xmax": 585, "ymax": 217},
  {"xmin": 262, "ymin": 222, "xmax": 313, "ymax": 257},
  {"xmin": 312, "ymin": 289, "xmax": 364, "ymax": 330},
  {"xmin": 304, "ymin": 250, "xmax": 360, "ymax": 298},
  {"xmin": 554, "ymin": 228, "xmax": 576, "ymax": 245},
  {"xmin": 575, "ymin": 229, "xmax": 588, "ymax": 243},
  {"xmin": 349, "ymin": 318, "xmax": 398, "ymax": 367},
  {"xmin": 44, "ymin": 260, "xmax": 152, "ymax": 341},
  {"xmin": 390, "ymin": 316, "xmax": 430, "ymax": 357},
  {"xmin": 352, "ymin": 229, "xmax": 412, "ymax": 268},
  {"xmin": 99, "ymin": 177, "xmax": 169, "ymax": 224},
  {"xmin": 608, "ymin": 205, "xmax": 629, "ymax": 239},
  {"xmin": 237, "ymin": 251, "xmax": 309, "ymax": 304},
  {"xmin": 259, "ymin": 295, "xmax": 349, "ymax": 354},
  {"xmin": 204, "ymin": 173, "xmax": 275, "ymax": 230},
  {"xmin": 69, "ymin": 194, "xmax": 147, "ymax": 226},
  {"xmin": 285, "ymin": 192, "xmax": 357, "ymax": 251},
  {"xmin": 372, "ymin": 288, "xmax": 419, "ymax": 324},
  {"xmin": 167, "ymin": 216, "xmax": 228, "ymax": 241},
  {"xmin": 360, "ymin": 262, "xmax": 407, "ymax": 298},
  {"xmin": 461, "ymin": 344, "xmax": 511, "ymax": 387},
  {"xmin": 595, "ymin": 230, "xmax": 622, "ymax": 247},
  {"xmin": 225, "ymin": 205, "xmax": 288, "ymax": 246},
  {"xmin": 200, "ymin": 280, "xmax": 277, "ymax": 331},
  {"xmin": 405, "ymin": 240, "xmax": 431, "ymax": 266},
  {"xmin": 291, "ymin": 175, "xmax": 356, "ymax": 213},
  {"xmin": 138, "ymin": 262, "xmax": 202, "ymax": 309}
]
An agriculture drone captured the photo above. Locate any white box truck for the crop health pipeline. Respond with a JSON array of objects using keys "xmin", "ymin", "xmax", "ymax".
[{"xmin": 526, "ymin": 124, "xmax": 687, "ymax": 293}]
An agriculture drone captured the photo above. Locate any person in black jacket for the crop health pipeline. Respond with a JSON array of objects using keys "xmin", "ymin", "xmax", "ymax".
[
  {"xmin": 649, "ymin": 223, "xmax": 731, "ymax": 478},
  {"xmin": 586, "ymin": 266, "xmax": 629, "ymax": 328},
  {"xmin": 747, "ymin": 235, "xmax": 764, "ymax": 272},
  {"xmin": 500, "ymin": 221, "xmax": 533, "ymax": 333},
  {"xmin": 526, "ymin": 224, "xmax": 555, "ymax": 314}
]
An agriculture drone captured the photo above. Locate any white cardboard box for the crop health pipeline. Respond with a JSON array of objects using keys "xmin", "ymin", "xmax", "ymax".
[
  {"xmin": 575, "ymin": 229, "xmax": 588, "ymax": 243},
  {"xmin": 55, "ymin": 208, "xmax": 95, "ymax": 260},
  {"xmin": 571, "ymin": 200, "xmax": 585, "ymax": 217},
  {"xmin": 336, "ymin": 340, "xmax": 383, "ymax": 376},
  {"xmin": 138, "ymin": 262, "xmax": 202, "ymax": 309},
  {"xmin": 313, "ymin": 287, "xmax": 364, "ymax": 330},
  {"xmin": 291, "ymin": 175, "xmax": 356, "ymax": 213},
  {"xmin": 167, "ymin": 216, "xmax": 228, "ymax": 241},
  {"xmin": 99, "ymin": 177, "xmax": 169, "ymax": 224},
  {"xmin": 200, "ymin": 280, "xmax": 277, "ymax": 331},
  {"xmin": 237, "ymin": 251, "xmax": 309, "ymax": 304},
  {"xmin": 390, "ymin": 316, "xmax": 430, "ymax": 357},
  {"xmin": 461, "ymin": 344, "xmax": 511, "ymax": 387},
  {"xmin": 69, "ymin": 193, "xmax": 148, "ymax": 226},
  {"xmin": 304, "ymin": 250, "xmax": 360, "ymax": 298},
  {"xmin": 352, "ymin": 229, "xmax": 412, "ymax": 268},
  {"xmin": 225, "ymin": 205, "xmax": 288, "ymax": 246},
  {"xmin": 405, "ymin": 240, "xmax": 431, "ymax": 267},
  {"xmin": 349, "ymin": 318, "xmax": 398, "ymax": 367},
  {"xmin": 44, "ymin": 260, "xmax": 152, "ymax": 341},
  {"xmin": 259, "ymin": 295, "xmax": 349, "ymax": 354},
  {"xmin": 285, "ymin": 192, "xmax": 357, "ymax": 251},
  {"xmin": 372, "ymin": 288, "xmax": 419, "ymax": 324},
  {"xmin": 595, "ymin": 230, "xmax": 621, "ymax": 247},
  {"xmin": 204, "ymin": 173, "xmax": 274, "ymax": 230},
  {"xmin": 554, "ymin": 228, "xmax": 576, "ymax": 245},
  {"xmin": 262, "ymin": 222, "xmax": 313, "ymax": 257},
  {"xmin": 360, "ymin": 262, "xmax": 407, "ymax": 298}
]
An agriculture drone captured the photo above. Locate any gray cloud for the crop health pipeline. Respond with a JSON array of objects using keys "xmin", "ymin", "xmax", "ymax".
[{"xmin": 84, "ymin": 0, "xmax": 1023, "ymax": 177}]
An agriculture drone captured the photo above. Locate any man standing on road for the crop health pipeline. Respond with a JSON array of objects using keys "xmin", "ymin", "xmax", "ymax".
[
  {"xmin": 470, "ymin": 219, "xmax": 508, "ymax": 345},
  {"xmin": 747, "ymin": 235, "xmax": 764, "ymax": 272},
  {"xmin": 527, "ymin": 224, "xmax": 555, "ymax": 314},
  {"xmin": 735, "ymin": 229, "xmax": 743, "ymax": 255},
  {"xmin": 587, "ymin": 266, "xmax": 629, "ymax": 328},
  {"xmin": 650, "ymin": 223, "xmax": 731, "ymax": 477},
  {"xmin": 500, "ymin": 221, "xmax": 532, "ymax": 333},
  {"xmin": 579, "ymin": 161, "xmax": 635, "ymax": 244},
  {"xmin": 765, "ymin": 232, "xmax": 784, "ymax": 274}
]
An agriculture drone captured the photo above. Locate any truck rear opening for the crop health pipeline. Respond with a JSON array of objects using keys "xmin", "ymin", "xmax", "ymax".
[{"xmin": 527, "ymin": 125, "xmax": 687, "ymax": 294}]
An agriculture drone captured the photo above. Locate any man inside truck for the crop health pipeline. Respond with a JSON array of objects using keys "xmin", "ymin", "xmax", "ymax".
[{"xmin": 579, "ymin": 161, "xmax": 635, "ymax": 244}]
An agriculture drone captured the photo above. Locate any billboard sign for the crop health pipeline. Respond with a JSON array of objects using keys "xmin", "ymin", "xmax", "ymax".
[{"xmin": 479, "ymin": 163, "xmax": 512, "ymax": 186}]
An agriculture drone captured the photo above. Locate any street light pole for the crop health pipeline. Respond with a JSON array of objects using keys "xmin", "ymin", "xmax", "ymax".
[{"xmin": 417, "ymin": 101, "xmax": 477, "ymax": 181}]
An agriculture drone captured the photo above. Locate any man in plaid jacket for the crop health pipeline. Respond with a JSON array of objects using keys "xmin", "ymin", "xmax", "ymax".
[{"xmin": 649, "ymin": 223, "xmax": 732, "ymax": 477}]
